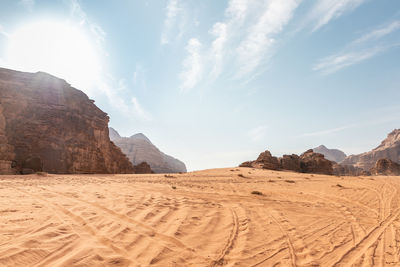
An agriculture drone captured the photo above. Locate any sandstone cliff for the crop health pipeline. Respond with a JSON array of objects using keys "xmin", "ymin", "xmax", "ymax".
[
  {"xmin": 313, "ymin": 145, "xmax": 347, "ymax": 163},
  {"xmin": 0, "ymin": 68, "xmax": 134, "ymax": 174},
  {"xmin": 341, "ymin": 129, "xmax": 400, "ymax": 170},
  {"xmin": 109, "ymin": 127, "xmax": 187, "ymax": 173}
]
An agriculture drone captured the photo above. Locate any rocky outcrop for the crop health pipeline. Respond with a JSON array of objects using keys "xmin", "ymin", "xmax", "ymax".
[
  {"xmin": 313, "ymin": 145, "xmax": 347, "ymax": 163},
  {"xmin": 279, "ymin": 154, "xmax": 301, "ymax": 172},
  {"xmin": 370, "ymin": 159, "xmax": 400, "ymax": 176},
  {"xmin": 133, "ymin": 162, "xmax": 153, "ymax": 174},
  {"xmin": 0, "ymin": 68, "xmax": 134, "ymax": 174},
  {"xmin": 109, "ymin": 127, "xmax": 187, "ymax": 173},
  {"xmin": 299, "ymin": 149, "xmax": 333, "ymax": 175},
  {"xmin": 254, "ymin": 151, "xmax": 280, "ymax": 170},
  {"xmin": 341, "ymin": 129, "xmax": 400, "ymax": 170},
  {"xmin": 240, "ymin": 149, "xmax": 333, "ymax": 175}
]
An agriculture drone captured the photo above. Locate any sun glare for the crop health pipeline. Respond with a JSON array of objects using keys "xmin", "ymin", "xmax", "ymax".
[{"xmin": 4, "ymin": 20, "xmax": 101, "ymax": 91}]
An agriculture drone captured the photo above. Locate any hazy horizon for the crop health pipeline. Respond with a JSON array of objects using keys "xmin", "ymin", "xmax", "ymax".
[{"xmin": 0, "ymin": 0, "xmax": 399, "ymax": 171}]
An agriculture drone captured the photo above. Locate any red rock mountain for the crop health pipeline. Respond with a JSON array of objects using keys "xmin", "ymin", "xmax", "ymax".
[
  {"xmin": 341, "ymin": 129, "xmax": 400, "ymax": 170},
  {"xmin": 109, "ymin": 127, "xmax": 187, "ymax": 173},
  {"xmin": 0, "ymin": 68, "xmax": 134, "ymax": 174}
]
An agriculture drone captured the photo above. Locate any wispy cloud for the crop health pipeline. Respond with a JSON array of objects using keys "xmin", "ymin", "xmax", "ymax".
[
  {"xmin": 236, "ymin": 0, "xmax": 299, "ymax": 78},
  {"xmin": 352, "ymin": 20, "xmax": 400, "ymax": 45},
  {"xmin": 69, "ymin": 0, "xmax": 106, "ymax": 45},
  {"xmin": 247, "ymin": 125, "xmax": 268, "ymax": 141},
  {"xmin": 314, "ymin": 20, "xmax": 400, "ymax": 74},
  {"xmin": 19, "ymin": 0, "xmax": 34, "ymax": 11},
  {"xmin": 313, "ymin": 46, "xmax": 388, "ymax": 74},
  {"xmin": 307, "ymin": 0, "xmax": 366, "ymax": 32},
  {"xmin": 179, "ymin": 38, "xmax": 202, "ymax": 91},
  {"xmin": 161, "ymin": 0, "xmax": 182, "ymax": 45},
  {"xmin": 179, "ymin": 0, "xmax": 301, "ymax": 90}
]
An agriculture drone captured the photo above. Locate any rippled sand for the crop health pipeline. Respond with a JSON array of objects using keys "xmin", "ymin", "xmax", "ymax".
[{"xmin": 0, "ymin": 168, "xmax": 399, "ymax": 266}]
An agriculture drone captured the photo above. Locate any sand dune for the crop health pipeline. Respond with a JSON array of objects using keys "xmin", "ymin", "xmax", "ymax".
[{"xmin": 0, "ymin": 168, "xmax": 399, "ymax": 266}]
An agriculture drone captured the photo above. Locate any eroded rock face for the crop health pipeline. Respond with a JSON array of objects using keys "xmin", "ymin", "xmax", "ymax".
[
  {"xmin": 341, "ymin": 129, "xmax": 400, "ymax": 170},
  {"xmin": 240, "ymin": 149, "xmax": 333, "ymax": 175},
  {"xmin": 254, "ymin": 150, "xmax": 280, "ymax": 170},
  {"xmin": 370, "ymin": 159, "xmax": 400, "ymax": 176},
  {"xmin": 133, "ymin": 162, "xmax": 153, "ymax": 174},
  {"xmin": 279, "ymin": 154, "xmax": 301, "ymax": 172},
  {"xmin": 109, "ymin": 127, "xmax": 187, "ymax": 173},
  {"xmin": 0, "ymin": 68, "xmax": 134, "ymax": 174},
  {"xmin": 299, "ymin": 149, "xmax": 333, "ymax": 175},
  {"xmin": 313, "ymin": 145, "xmax": 347, "ymax": 163}
]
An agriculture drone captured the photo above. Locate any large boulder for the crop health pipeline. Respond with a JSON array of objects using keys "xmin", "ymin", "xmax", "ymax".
[
  {"xmin": 370, "ymin": 158, "xmax": 400, "ymax": 176},
  {"xmin": 0, "ymin": 68, "xmax": 134, "ymax": 174}
]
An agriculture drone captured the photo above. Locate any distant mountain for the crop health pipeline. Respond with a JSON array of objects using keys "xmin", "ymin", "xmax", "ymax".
[
  {"xmin": 313, "ymin": 145, "xmax": 347, "ymax": 163},
  {"xmin": 341, "ymin": 129, "xmax": 400, "ymax": 170},
  {"xmin": 109, "ymin": 127, "xmax": 187, "ymax": 173}
]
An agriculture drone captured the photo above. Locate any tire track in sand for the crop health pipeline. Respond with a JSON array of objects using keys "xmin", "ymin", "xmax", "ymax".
[
  {"xmin": 332, "ymin": 208, "xmax": 400, "ymax": 266},
  {"xmin": 211, "ymin": 207, "xmax": 239, "ymax": 266}
]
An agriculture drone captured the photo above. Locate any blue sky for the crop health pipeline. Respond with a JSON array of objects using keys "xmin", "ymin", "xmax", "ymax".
[{"xmin": 0, "ymin": 0, "xmax": 399, "ymax": 171}]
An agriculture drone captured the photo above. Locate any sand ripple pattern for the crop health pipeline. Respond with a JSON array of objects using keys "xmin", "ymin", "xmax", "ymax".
[{"xmin": 0, "ymin": 169, "xmax": 399, "ymax": 266}]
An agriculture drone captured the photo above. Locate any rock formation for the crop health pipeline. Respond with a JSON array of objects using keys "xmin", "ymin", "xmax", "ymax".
[
  {"xmin": 109, "ymin": 127, "xmax": 187, "ymax": 173},
  {"xmin": 279, "ymin": 154, "xmax": 301, "ymax": 172},
  {"xmin": 370, "ymin": 159, "xmax": 400, "ymax": 176},
  {"xmin": 0, "ymin": 68, "xmax": 134, "ymax": 174},
  {"xmin": 313, "ymin": 145, "xmax": 347, "ymax": 163},
  {"xmin": 240, "ymin": 149, "xmax": 333, "ymax": 175},
  {"xmin": 341, "ymin": 129, "xmax": 400, "ymax": 170},
  {"xmin": 299, "ymin": 149, "xmax": 334, "ymax": 175}
]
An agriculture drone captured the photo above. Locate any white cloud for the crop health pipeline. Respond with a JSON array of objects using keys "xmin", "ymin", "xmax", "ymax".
[
  {"xmin": 179, "ymin": 0, "xmax": 300, "ymax": 89},
  {"xmin": 352, "ymin": 20, "xmax": 400, "ymax": 45},
  {"xmin": 179, "ymin": 38, "xmax": 203, "ymax": 91},
  {"xmin": 209, "ymin": 22, "xmax": 227, "ymax": 80},
  {"xmin": 307, "ymin": 0, "xmax": 366, "ymax": 32},
  {"xmin": 314, "ymin": 20, "xmax": 400, "ymax": 74},
  {"xmin": 236, "ymin": 0, "xmax": 299, "ymax": 77},
  {"xmin": 313, "ymin": 47, "xmax": 386, "ymax": 74},
  {"xmin": 248, "ymin": 125, "xmax": 268, "ymax": 141},
  {"xmin": 19, "ymin": 0, "xmax": 34, "ymax": 11},
  {"xmin": 161, "ymin": 0, "xmax": 182, "ymax": 45}
]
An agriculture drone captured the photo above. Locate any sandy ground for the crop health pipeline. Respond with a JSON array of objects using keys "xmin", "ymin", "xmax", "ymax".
[{"xmin": 0, "ymin": 168, "xmax": 399, "ymax": 266}]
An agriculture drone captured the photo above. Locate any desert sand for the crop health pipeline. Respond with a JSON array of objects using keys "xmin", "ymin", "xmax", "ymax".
[{"xmin": 0, "ymin": 168, "xmax": 399, "ymax": 266}]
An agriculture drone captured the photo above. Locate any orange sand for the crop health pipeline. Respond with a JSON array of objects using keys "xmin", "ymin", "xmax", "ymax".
[{"xmin": 0, "ymin": 168, "xmax": 399, "ymax": 266}]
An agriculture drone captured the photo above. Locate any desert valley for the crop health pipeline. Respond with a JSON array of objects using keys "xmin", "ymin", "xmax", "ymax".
[
  {"xmin": 0, "ymin": 68, "xmax": 400, "ymax": 266},
  {"xmin": 1, "ymin": 0, "xmax": 400, "ymax": 266}
]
